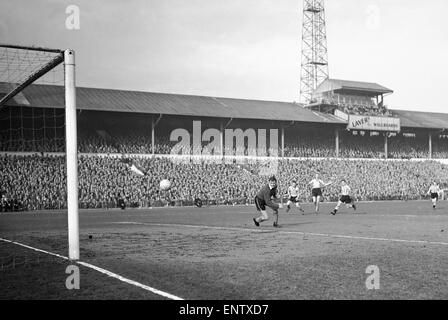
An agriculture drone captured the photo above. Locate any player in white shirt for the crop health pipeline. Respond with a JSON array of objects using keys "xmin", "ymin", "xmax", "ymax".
[
  {"xmin": 308, "ymin": 173, "xmax": 332, "ymax": 213},
  {"xmin": 285, "ymin": 181, "xmax": 304, "ymax": 214},
  {"xmin": 427, "ymin": 181, "xmax": 441, "ymax": 209},
  {"xmin": 331, "ymin": 180, "xmax": 357, "ymax": 215}
]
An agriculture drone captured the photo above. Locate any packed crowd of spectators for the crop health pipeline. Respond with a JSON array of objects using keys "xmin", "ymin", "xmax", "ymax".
[
  {"xmin": 433, "ymin": 137, "xmax": 448, "ymax": 159},
  {"xmin": 388, "ymin": 136, "xmax": 429, "ymax": 159},
  {"xmin": 78, "ymin": 132, "xmax": 117, "ymax": 154},
  {"xmin": 1, "ymin": 155, "xmax": 66, "ymax": 211},
  {"xmin": 77, "ymin": 131, "xmax": 173, "ymax": 155},
  {"xmin": 283, "ymin": 133, "xmax": 444, "ymax": 159},
  {"xmin": 339, "ymin": 133, "xmax": 385, "ymax": 159},
  {"xmin": 0, "ymin": 132, "xmax": 65, "ymax": 153},
  {"xmin": 2, "ymin": 154, "xmax": 448, "ymax": 211},
  {"xmin": 339, "ymin": 104, "xmax": 392, "ymax": 117},
  {"xmin": 284, "ymin": 136, "xmax": 335, "ymax": 158},
  {"xmin": 313, "ymin": 93, "xmax": 393, "ymax": 117},
  {"xmin": 4, "ymin": 129, "xmax": 448, "ymax": 160},
  {"xmin": 1, "ymin": 193, "xmax": 24, "ymax": 212}
]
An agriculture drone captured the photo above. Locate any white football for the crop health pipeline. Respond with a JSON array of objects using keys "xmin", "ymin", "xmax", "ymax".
[{"xmin": 159, "ymin": 179, "xmax": 171, "ymax": 191}]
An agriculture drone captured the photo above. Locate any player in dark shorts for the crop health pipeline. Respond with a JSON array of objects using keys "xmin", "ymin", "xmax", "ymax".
[
  {"xmin": 253, "ymin": 176, "xmax": 283, "ymax": 227},
  {"xmin": 331, "ymin": 180, "xmax": 357, "ymax": 215},
  {"xmin": 312, "ymin": 188, "xmax": 323, "ymax": 198},
  {"xmin": 340, "ymin": 195, "xmax": 352, "ymax": 204},
  {"xmin": 309, "ymin": 173, "xmax": 332, "ymax": 213}
]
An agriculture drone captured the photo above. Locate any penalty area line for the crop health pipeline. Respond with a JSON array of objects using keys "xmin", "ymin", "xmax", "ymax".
[
  {"xmin": 0, "ymin": 237, "xmax": 183, "ymax": 300},
  {"xmin": 113, "ymin": 222, "xmax": 448, "ymax": 247}
]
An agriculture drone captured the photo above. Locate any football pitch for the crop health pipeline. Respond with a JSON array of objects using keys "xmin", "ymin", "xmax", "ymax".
[{"xmin": 1, "ymin": 201, "xmax": 448, "ymax": 300}]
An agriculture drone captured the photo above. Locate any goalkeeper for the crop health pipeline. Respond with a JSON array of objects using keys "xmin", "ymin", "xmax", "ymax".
[{"xmin": 253, "ymin": 176, "xmax": 283, "ymax": 228}]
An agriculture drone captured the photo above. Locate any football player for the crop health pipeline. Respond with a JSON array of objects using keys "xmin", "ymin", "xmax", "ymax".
[{"xmin": 253, "ymin": 176, "xmax": 283, "ymax": 228}]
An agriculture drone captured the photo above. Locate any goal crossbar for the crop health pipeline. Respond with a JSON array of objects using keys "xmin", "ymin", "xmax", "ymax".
[
  {"xmin": 0, "ymin": 44, "xmax": 65, "ymax": 109},
  {"xmin": 0, "ymin": 44, "xmax": 64, "ymax": 54},
  {"xmin": 0, "ymin": 52, "xmax": 64, "ymax": 107}
]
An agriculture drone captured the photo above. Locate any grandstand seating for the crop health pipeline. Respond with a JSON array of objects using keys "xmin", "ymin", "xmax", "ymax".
[
  {"xmin": 1, "ymin": 154, "xmax": 447, "ymax": 211},
  {"xmin": 3, "ymin": 105, "xmax": 448, "ymax": 211},
  {"xmin": 3, "ymin": 83, "xmax": 448, "ymax": 212},
  {"xmin": 3, "ymin": 128, "xmax": 448, "ymax": 159}
]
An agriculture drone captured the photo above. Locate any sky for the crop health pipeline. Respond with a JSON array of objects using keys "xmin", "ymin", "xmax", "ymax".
[{"xmin": 1, "ymin": 0, "xmax": 447, "ymax": 113}]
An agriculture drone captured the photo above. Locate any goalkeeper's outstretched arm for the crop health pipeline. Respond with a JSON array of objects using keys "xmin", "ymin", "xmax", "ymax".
[{"xmin": 128, "ymin": 162, "xmax": 147, "ymax": 177}]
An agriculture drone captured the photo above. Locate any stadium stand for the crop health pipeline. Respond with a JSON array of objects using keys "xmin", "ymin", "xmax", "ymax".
[
  {"xmin": 309, "ymin": 79, "xmax": 394, "ymax": 117},
  {"xmin": 4, "ymin": 121, "xmax": 448, "ymax": 160},
  {"xmin": 2, "ymin": 154, "xmax": 448, "ymax": 211},
  {"xmin": 3, "ymin": 84, "xmax": 448, "ymax": 211}
]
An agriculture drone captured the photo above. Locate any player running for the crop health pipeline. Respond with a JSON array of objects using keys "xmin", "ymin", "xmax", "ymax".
[
  {"xmin": 253, "ymin": 176, "xmax": 283, "ymax": 228},
  {"xmin": 331, "ymin": 180, "xmax": 357, "ymax": 215},
  {"xmin": 427, "ymin": 181, "xmax": 441, "ymax": 209},
  {"xmin": 286, "ymin": 181, "xmax": 304, "ymax": 214},
  {"xmin": 308, "ymin": 173, "xmax": 332, "ymax": 213}
]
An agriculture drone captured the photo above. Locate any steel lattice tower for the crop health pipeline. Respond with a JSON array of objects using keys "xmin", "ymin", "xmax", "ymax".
[{"xmin": 300, "ymin": 0, "xmax": 329, "ymax": 104}]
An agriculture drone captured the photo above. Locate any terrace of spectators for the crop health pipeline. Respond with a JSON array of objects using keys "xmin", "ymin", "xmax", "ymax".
[
  {"xmin": 308, "ymin": 78, "xmax": 394, "ymax": 117},
  {"xmin": 3, "ymin": 155, "xmax": 448, "ymax": 211},
  {"xmin": 2, "ymin": 83, "xmax": 448, "ymax": 160},
  {"xmin": 2, "ymin": 83, "xmax": 448, "ymax": 211}
]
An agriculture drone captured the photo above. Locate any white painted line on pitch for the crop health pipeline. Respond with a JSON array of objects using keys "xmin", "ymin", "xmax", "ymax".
[
  {"xmin": 112, "ymin": 222, "xmax": 448, "ymax": 247},
  {"xmin": 75, "ymin": 261, "xmax": 183, "ymax": 300},
  {"xmin": 0, "ymin": 237, "xmax": 183, "ymax": 300},
  {"xmin": 0, "ymin": 238, "xmax": 70, "ymax": 260}
]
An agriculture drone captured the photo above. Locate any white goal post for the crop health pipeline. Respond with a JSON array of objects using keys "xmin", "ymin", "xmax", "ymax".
[
  {"xmin": 0, "ymin": 44, "xmax": 79, "ymax": 260},
  {"xmin": 64, "ymin": 49, "xmax": 79, "ymax": 261}
]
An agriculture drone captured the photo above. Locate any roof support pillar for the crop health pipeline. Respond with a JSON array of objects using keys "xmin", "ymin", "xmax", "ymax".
[
  {"xmin": 429, "ymin": 133, "xmax": 432, "ymax": 160},
  {"xmin": 335, "ymin": 129, "xmax": 339, "ymax": 158},
  {"xmin": 281, "ymin": 126, "xmax": 285, "ymax": 158},
  {"xmin": 384, "ymin": 134, "xmax": 388, "ymax": 159},
  {"xmin": 151, "ymin": 120, "xmax": 155, "ymax": 156},
  {"xmin": 220, "ymin": 122, "xmax": 224, "ymax": 162}
]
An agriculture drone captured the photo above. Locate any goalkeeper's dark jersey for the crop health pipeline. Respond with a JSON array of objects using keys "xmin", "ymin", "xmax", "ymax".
[{"xmin": 256, "ymin": 184, "xmax": 279, "ymax": 210}]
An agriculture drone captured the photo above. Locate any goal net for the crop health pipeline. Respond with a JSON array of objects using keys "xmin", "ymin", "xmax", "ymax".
[
  {"xmin": 0, "ymin": 44, "xmax": 79, "ymax": 260},
  {"xmin": 0, "ymin": 45, "xmax": 67, "ymax": 151}
]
